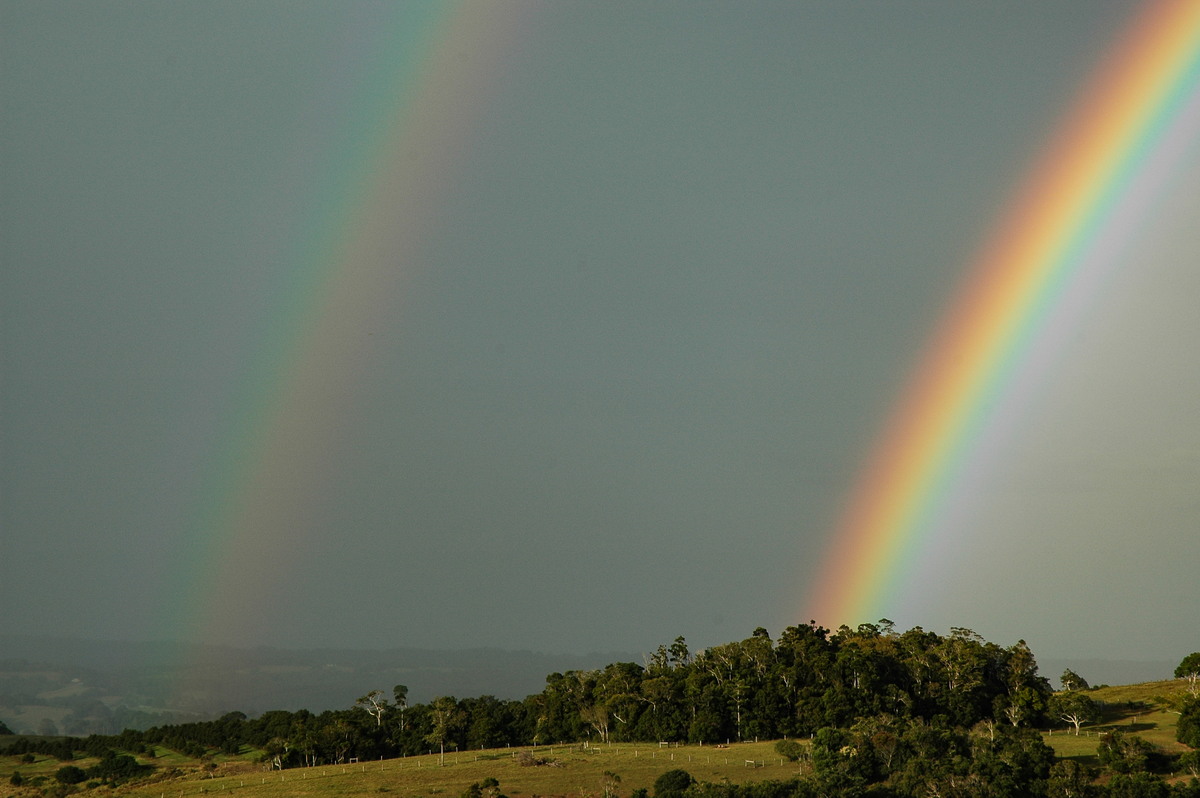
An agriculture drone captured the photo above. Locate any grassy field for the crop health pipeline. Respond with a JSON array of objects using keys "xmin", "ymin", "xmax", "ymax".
[
  {"xmin": 32, "ymin": 740, "xmax": 805, "ymax": 798},
  {"xmin": 1041, "ymin": 679, "xmax": 1192, "ymax": 768},
  {"xmin": 0, "ymin": 738, "xmax": 810, "ymax": 797}
]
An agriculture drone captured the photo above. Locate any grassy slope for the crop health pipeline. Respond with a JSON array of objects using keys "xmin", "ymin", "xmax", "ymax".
[
  {"xmin": 5, "ymin": 740, "xmax": 806, "ymax": 798},
  {"xmin": 1042, "ymin": 678, "xmax": 1193, "ymax": 783}
]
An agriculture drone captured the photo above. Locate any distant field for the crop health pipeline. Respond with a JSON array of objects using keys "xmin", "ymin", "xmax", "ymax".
[
  {"xmin": 1041, "ymin": 679, "xmax": 1191, "ymax": 770},
  {"xmin": 17, "ymin": 740, "xmax": 807, "ymax": 798}
]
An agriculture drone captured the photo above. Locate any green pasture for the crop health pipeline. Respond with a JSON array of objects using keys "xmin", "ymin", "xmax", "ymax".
[
  {"xmin": 1, "ymin": 739, "xmax": 808, "ymax": 798},
  {"xmin": 112, "ymin": 740, "xmax": 804, "ymax": 798},
  {"xmin": 1042, "ymin": 679, "xmax": 1191, "ymax": 765}
]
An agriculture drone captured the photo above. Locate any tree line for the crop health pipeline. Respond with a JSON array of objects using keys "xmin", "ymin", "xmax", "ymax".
[{"xmin": 126, "ymin": 622, "xmax": 1064, "ymax": 762}]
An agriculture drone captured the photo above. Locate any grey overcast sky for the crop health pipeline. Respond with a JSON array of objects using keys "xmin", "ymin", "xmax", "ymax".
[{"xmin": 3, "ymin": 1, "xmax": 1198, "ymax": 668}]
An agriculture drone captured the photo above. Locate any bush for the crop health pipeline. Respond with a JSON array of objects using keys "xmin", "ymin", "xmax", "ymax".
[
  {"xmin": 92, "ymin": 750, "xmax": 151, "ymax": 783},
  {"xmin": 653, "ymin": 768, "xmax": 694, "ymax": 798},
  {"xmin": 55, "ymin": 764, "xmax": 87, "ymax": 784},
  {"xmin": 774, "ymin": 739, "xmax": 804, "ymax": 761}
]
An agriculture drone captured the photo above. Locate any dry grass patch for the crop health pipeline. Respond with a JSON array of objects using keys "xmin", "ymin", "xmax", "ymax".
[{"xmin": 112, "ymin": 741, "xmax": 809, "ymax": 798}]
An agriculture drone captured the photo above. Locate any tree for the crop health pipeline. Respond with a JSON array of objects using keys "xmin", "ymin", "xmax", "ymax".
[
  {"xmin": 1177, "ymin": 653, "xmax": 1200, "ymax": 697},
  {"xmin": 1098, "ymin": 729, "xmax": 1161, "ymax": 774},
  {"xmin": 1000, "ymin": 686, "xmax": 1047, "ymax": 728},
  {"xmin": 426, "ymin": 696, "xmax": 464, "ymax": 765},
  {"xmin": 393, "ymin": 685, "xmax": 410, "ymax": 731},
  {"xmin": 580, "ymin": 702, "xmax": 611, "ymax": 744},
  {"xmin": 1046, "ymin": 759, "xmax": 1094, "ymax": 798},
  {"xmin": 356, "ymin": 690, "xmax": 389, "ymax": 727},
  {"xmin": 1178, "ymin": 697, "xmax": 1200, "ymax": 748},
  {"xmin": 669, "ymin": 636, "xmax": 691, "ymax": 668},
  {"xmin": 1061, "ymin": 669, "xmax": 1090, "ymax": 691},
  {"xmin": 1049, "ymin": 691, "xmax": 1099, "ymax": 735}
]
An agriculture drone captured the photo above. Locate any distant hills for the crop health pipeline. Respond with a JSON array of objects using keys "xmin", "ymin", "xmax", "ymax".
[{"xmin": 0, "ymin": 634, "xmax": 634, "ymax": 735}]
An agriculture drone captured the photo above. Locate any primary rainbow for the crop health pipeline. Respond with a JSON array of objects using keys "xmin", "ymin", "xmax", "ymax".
[
  {"xmin": 805, "ymin": 0, "xmax": 1200, "ymax": 629},
  {"xmin": 162, "ymin": 3, "xmax": 527, "ymax": 648}
]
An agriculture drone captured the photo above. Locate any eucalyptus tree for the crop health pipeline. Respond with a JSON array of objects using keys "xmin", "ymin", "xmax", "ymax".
[
  {"xmin": 392, "ymin": 685, "xmax": 409, "ymax": 732},
  {"xmin": 426, "ymin": 696, "xmax": 465, "ymax": 765},
  {"xmin": 356, "ymin": 689, "xmax": 389, "ymax": 727},
  {"xmin": 1061, "ymin": 669, "xmax": 1090, "ymax": 692},
  {"xmin": 1049, "ymin": 690, "xmax": 1100, "ymax": 735}
]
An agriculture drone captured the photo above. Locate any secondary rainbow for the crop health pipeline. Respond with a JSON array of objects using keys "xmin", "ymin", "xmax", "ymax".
[
  {"xmin": 805, "ymin": 0, "xmax": 1200, "ymax": 628},
  {"xmin": 161, "ymin": 3, "xmax": 527, "ymax": 647}
]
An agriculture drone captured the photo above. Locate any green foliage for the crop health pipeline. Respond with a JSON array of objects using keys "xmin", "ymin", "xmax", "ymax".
[
  {"xmin": 1050, "ymin": 690, "xmax": 1101, "ymax": 734},
  {"xmin": 773, "ymin": 739, "xmax": 803, "ymax": 761},
  {"xmin": 89, "ymin": 749, "xmax": 151, "ymax": 783},
  {"xmin": 686, "ymin": 779, "xmax": 821, "ymax": 798},
  {"xmin": 1098, "ymin": 729, "xmax": 1171, "ymax": 775},
  {"xmin": 1104, "ymin": 771, "xmax": 1171, "ymax": 798},
  {"xmin": 461, "ymin": 776, "xmax": 505, "ymax": 798},
  {"xmin": 1179, "ymin": 697, "xmax": 1200, "ymax": 748},
  {"xmin": 1179, "ymin": 750, "xmax": 1200, "ymax": 779},
  {"xmin": 1062, "ymin": 669, "xmax": 1090, "ymax": 691},
  {"xmin": 652, "ymin": 768, "xmax": 694, "ymax": 797},
  {"xmin": 1047, "ymin": 759, "xmax": 1095, "ymax": 798},
  {"xmin": 54, "ymin": 764, "xmax": 86, "ymax": 784},
  {"xmin": 9, "ymin": 770, "xmax": 22, "ymax": 787}
]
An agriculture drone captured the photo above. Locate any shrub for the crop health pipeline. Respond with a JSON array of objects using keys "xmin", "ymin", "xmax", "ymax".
[
  {"xmin": 55, "ymin": 764, "xmax": 87, "ymax": 784},
  {"xmin": 774, "ymin": 739, "xmax": 804, "ymax": 761},
  {"xmin": 653, "ymin": 768, "xmax": 693, "ymax": 798}
]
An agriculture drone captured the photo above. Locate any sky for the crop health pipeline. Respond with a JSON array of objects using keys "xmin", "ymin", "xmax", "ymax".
[{"xmin": 2, "ymin": 1, "xmax": 1197, "ymax": 673}]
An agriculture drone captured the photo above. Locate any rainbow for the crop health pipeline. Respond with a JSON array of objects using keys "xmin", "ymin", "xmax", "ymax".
[
  {"xmin": 162, "ymin": 3, "xmax": 527, "ymax": 647},
  {"xmin": 805, "ymin": 0, "xmax": 1200, "ymax": 629}
]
